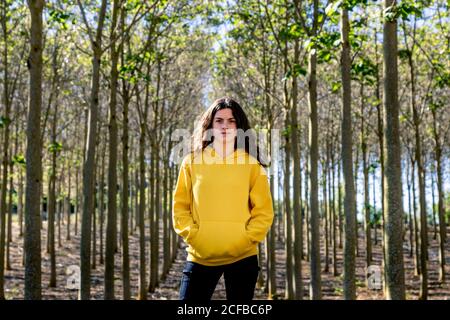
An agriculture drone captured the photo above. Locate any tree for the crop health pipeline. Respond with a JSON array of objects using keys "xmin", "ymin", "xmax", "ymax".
[
  {"xmin": 78, "ymin": 0, "xmax": 108, "ymax": 300},
  {"xmin": 340, "ymin": 3, "xmax": 356, "ymax": 300},
  {"xmin": 104, "ymin": 0, "xmax": 120, "ymax": 300},
  {"xmin": 382, "ymin": 0, "xmax": 406, "ymax": 300},
  {"xmin": 24, "ymin": 0, "xmax": 45, "ymax": 300}
]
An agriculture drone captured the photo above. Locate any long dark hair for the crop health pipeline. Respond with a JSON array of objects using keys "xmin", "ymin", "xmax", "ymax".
[{"xmin": 192, "ymin": 97, "xmax": 268, "ymax": 167}]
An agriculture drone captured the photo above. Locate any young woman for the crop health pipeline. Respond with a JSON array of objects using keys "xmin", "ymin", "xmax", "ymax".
[{"xmin": 172, "ymin": 97, "xmax": 274, "ymax": 301}]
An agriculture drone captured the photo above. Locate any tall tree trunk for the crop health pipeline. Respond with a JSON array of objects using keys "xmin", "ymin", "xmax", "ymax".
[
  {"xmin": 0, "ymin": 0, "xmax": 11, "ymax": 297},
  {"xmin": 431, "ymin": 107, "xmax": 446, "ymax": 283},
  {"xmin": 361, "ymin": 83, "xmax": 372, "ymax": 266},
  {"xmin": 48, "ymin": 95, "xmax": 59, "ymax": 288},
  {"xmin": 137, "ymin": 70, "xmax": 149, "ymax": 300},
  {"xmin": 330, "ymin": 146, "xmax": 338, "ymax": 276},
  {"xmin": 149, "ymin": 57, "xmax": 162, "ymax": 293},
  {"xmin": 120, "ymin": 7, "xmax": 130, "ymax": 299},
  {"xmin": 57, "ymin": 176, "xmax": 62, "ymax": 248},
  {"xmin": 383, "ymin": 0, "xmax": 406, "ymax": 299},
  {"xmin": 406, "ymin": 161, "xmax": 414, "ymax": 259},
  {"xmin": 308, "ymin": 46, "xmax": 321, "ymax": 299},
  {"xmin": 19, "ymin": 169, "xmax": 24, "ymax": 238},
  {"xmin": 170, "ymin": 164, "xmax": 178, "ymax": 263},
  {"xmin": 375, "ymin": 23, "xmax": 387, "ymax": 293},
  {"xmin": 75, "ymin": 166, "xmax": 79, "ymax": 236},
  {"xmin": 305, "ymin": 160, "xmax": 311, "ymax": 260},
  {"xmin": 284, "ymin": 114, "xmax": 293, "ymax": 300},
  {"xmin": 66, "ymin": 164, "xmax": 71, "ymax": 241},
  {"xmin": 79, "ymin": 0, "xmax": 108, "ymax": 300},
  {"xmin": 24, "ymin": 0, "xmax": 44, "ymax": 300},
  {"xmin": 162, "ymin": 155, "xmax": 170, "ymax": 280},
  {"xmin": 338, "ymin": 160, "xmax": 343, "ymax": 249},
  {"xmin": 411, "ymin": 158, "xmax": 421, "ymax": 275},
  {"xmin": 104, "ymin": 0, "xmax": 120, "ymax": 300},
  {"xmin": 430, "ymin": 171, "xmax": 437, "ymax": 240},
  {"xmin": 322, "ymin": 159, "xmax": 329, "ymax": 274},
  {"xmin": 290, "ymin": 9, "xmax": 303, "ymax": 300},
  {"xmin": 340, "ymin": 6, "xmax": 356, "ymax": 300},
  {"xmin": 99, "ymin": 148, "xmax": 105, "ymax": 266},
  {"xmin": 6, "ymin": 153, "xmax": 13, "ymax": 270}
]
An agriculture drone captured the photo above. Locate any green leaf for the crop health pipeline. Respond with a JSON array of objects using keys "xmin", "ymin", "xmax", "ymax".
[
  {"xmin": 293, "ymin": 64, "xmax": 307, "ymax": 77},
  {"xmin": 331, "ymin": 81, "xmax": 341, "ymax": 93},
  {"xmin": 0, "ymin": 116, "xmax": 11, "ymax": 128},
  {"xmin": 398, "ymin": 49, "xmax": 411, "ymax": 60},
  {"xmin": 12, "ymin": 154, "xmax": 26, "ymax": 167},
  {"xmin": 325, "ymin": 0, "xmax": 342, "ymax": 17},
  {"xmin": 48, "ymin": 142, "xmax": 63, "ymax": 154}
]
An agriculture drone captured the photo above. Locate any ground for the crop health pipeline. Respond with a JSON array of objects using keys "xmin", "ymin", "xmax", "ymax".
[{"xmin": 3, "ymin": 215, "xmax": 450, "ymax": 300}]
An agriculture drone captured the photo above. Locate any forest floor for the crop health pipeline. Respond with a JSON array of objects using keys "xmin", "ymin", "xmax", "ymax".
[{"xmin": 3, "ymin": 215, "xmax": 450, "ymax": 300}]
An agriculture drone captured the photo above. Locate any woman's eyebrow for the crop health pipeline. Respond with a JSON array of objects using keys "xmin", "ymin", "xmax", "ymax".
[{"xmin": 214, "ymin": 117, "xmax": 235, "ymax": 120}]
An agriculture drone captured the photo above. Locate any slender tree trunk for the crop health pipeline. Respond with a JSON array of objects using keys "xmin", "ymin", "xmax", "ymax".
[
  {"xmin": 308, "ymin": 43, "xmax": 322, "ymax": 301},
  {"xmin": 411, "ymin": 159, "xmax": 421, "ymax": 275},
  {"xmin": 290, "ymin": 16, "xmax": 303, "ymax": 300},
  {"xmin": 170, "ymin": 164, "xmax": 178, "ymax": 263},
  {"xmin": 24, "ymin": 0, "xmax": 44, "ymax": 300},
  {"xmin": 322, "ymin": 160, "xmax": 329, "ymax": 273},
  {"xmin": 305, "ymin": 160, "xmax": 310, "ymax": 261},
  {"xmin": 66, "ymin": 164, "xmax": 71, "ymax": 241},
  {"xmin": 338, "ymin": 160, "xmax": 343, "ymax": 249},
  {"xmin": 120, "ymin": 10, "xmax": 130, "ymax": 299},
  {"xmin": 360, "ymin": 83, "xmax": 372, "ymax": 267},
  {"xmin": 75, "ymin": 166, "xmax": 79, "ymax": 236},
  {"xmin": 375, "ymin": 24, "xmax": 388, "ymax": 294},
  {"xmin": 162, "ymin": 157, "xmax": 170, "ymax": 280},
  {"xmin": 48, "ymin": 98, "xmax": 58, "ymax": 287},
  {"xmin": 79, "ymin": 0, "xmax": 108, "ymax": 300},
  {"xmin": 340, "ymin": 7, "xmax": 356, "ymax": 300},
  {"xmin": 284, "ymin": 115, "xmax": 294, "ymax": 300},
  {"xmin": 330, "ymin": 148, "xmax": 338, "ymax": 276},
  {"xmin": 149, "ymin": 58, "xmax": 162, "ymax": 293},
  {"xmin": 137, "ymin": 76, "xmax": 149, "ymax": 300},
  {"xmin": 383, "ymin": 0, "xmax": 406, "ymax": 299},
  {"xmin": 406, "ymin": 161, "xmax": 414, "ymax": 259},
  {"xmin": 104, "ymin": 0, "xmax": 120, "ymax": 300},
  {"xmin": 91, "ymin": 158, "xmax": 97, "ymax": 270},
  {"xmin": 57, "ymin": 177, "xmax": 62, "ymax": 248},
  {"xmin": 19, "ymin": 169, "xmax": 24, "ymax": 238},
  {"xmin": 430, "ymin": 172, "xmax": 437, "ymax": 239},
  {"xmin": 99, "ymin": 149, "xmax": 105, "ymax": 266},
  {"xmin": 0, "ymin": 0, "xmax": 11, "ymax": 296},
  {"xmin": 431, "ymin": 108, "xmax": 446, "ymax": 283},
  {"xmin": 6, "ymin": 156, "xmax": 13, "ymax": 270},
  {"xmin": 371, "ymin": 158, "xmax": 377, "ymax": 246}
]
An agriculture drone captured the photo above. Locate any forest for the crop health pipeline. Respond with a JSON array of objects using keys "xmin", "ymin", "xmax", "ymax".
[{"xmin": 0, "ymin": 0, "xmax": 448, "ymax": 300}]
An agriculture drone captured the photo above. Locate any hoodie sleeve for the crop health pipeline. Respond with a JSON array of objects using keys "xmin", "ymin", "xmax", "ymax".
[
  {"xmin": 172, "ymin": 156, "xmax": 199, "ymax": 244},
  {"xmin": 247, "ymin": 164, "xmax": 274, "ymax": 243}
]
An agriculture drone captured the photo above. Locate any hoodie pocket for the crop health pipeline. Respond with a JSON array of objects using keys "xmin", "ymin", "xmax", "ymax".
[{"xmin": 191, "ymin": 221, "xmax": 253, "ymax": 260}]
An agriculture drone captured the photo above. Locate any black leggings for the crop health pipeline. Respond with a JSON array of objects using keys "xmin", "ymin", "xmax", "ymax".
[{"xmin": 179, "ymin": 255, "xmax": 260, "ymax": 302}]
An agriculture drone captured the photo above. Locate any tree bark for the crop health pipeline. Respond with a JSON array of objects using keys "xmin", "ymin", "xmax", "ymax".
[
  {"xmin": 383, "ymin": 0, "xmax": 406, "ymax": 299},
  {"xmin": 24, "ymin": 0, "xmax": 45, "ymax": 300},
  {"xmin": 340, "ymin": 6, "xmax": 356, "ymax": 300},
  {"xmin": 79, "ymin": 0, "xmax": 108, "ymax": 300}
]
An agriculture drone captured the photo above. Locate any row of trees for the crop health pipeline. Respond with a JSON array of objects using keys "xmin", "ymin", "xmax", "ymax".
[
  {"xmin": 0, "ymin": 0, "xmax": 212, "ymax": 300},
  {"xmin": 0, "ymin": 0, "xmax": 448, "ymax": 300},
  {"xmin": 211, "ymin": 0, "xmax": 449, "ymax": 300}
]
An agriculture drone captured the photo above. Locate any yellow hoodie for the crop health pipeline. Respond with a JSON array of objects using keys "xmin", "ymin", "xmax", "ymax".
[{"xmin": 172, "ymin": 145, "xmax": 274, "ymax": 266}]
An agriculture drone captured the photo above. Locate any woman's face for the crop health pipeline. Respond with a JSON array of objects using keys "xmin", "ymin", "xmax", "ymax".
[{"xmin": 212, "ymin": 108, "xmax": 237, "ymax": 144}]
